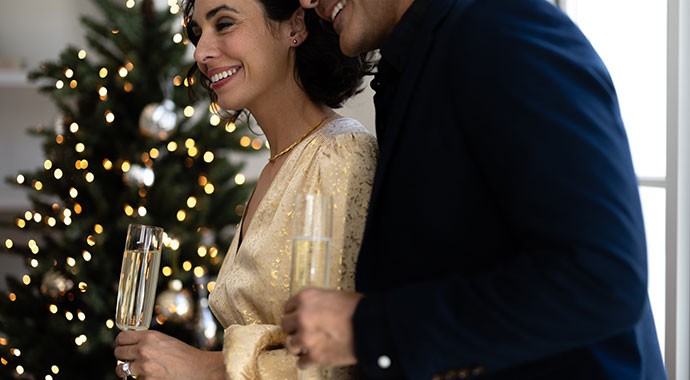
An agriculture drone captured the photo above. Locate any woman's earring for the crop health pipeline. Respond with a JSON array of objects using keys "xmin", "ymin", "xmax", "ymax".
[{"xmin": 293, "ymin": 38, "xmax": 298, "ymax": 45}]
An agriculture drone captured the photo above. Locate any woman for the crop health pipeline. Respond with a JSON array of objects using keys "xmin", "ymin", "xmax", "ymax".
[{"xmin": 113, "ymin": 0, "xmax": 377, "ymax": 378}]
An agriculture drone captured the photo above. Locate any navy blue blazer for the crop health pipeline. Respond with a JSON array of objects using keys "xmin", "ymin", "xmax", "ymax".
[{"xmin": 352, "ymin": 0, "xmax": 667, "ymax": 379}]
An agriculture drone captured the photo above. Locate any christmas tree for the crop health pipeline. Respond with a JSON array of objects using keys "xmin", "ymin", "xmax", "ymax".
[{"xmin": 0, "ymin": 0, "xmax": 262, "ymax": 378}]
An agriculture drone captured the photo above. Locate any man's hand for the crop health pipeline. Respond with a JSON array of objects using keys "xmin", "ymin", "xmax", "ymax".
[{"xmin": 281, "ymin": 287, "xmax": 363, "ymax": 368}]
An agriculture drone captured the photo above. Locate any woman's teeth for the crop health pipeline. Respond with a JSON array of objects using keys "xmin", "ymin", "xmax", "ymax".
[{"xmin": 211, "ymin": 67, "xmax": 239, "ymax": 83}]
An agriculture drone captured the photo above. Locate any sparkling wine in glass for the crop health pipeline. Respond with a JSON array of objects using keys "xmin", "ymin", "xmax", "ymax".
[
  {"xmin": 115, "ymin": 223, "xmax": 164, "ymax": 378},
  {"xmin": 290, "ymin": 193, "xmax": 332, "ymax": 380}
]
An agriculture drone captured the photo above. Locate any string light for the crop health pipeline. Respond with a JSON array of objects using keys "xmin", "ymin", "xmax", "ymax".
[
  {"xmin": 197, "ymin": 246, "xmax": 208, "ymax": 257},
  {"xmin": 234, "ymin": 173, "xmax": 246, "ymax": 185},
  {"xmin": 104, "ymin": 110, "xmax": 115, "ymax": 124},
  {"xmin": 209, "ymin": 247, "xmax": 219, "ymax": 258},
  {"xmin": 186, "ymin": 196, "xmax": 197, "ymax": 208},
  {"xmin": 176, "ymin": 210, "xmax": 186, "ymax": 222},
  {"xmin": 251, "ymin": 138, "xmax": 263, "ymax": 150},
  {"xmin": 98, "ymin": 86, "xmax": 108, "ymax": 101},
  {"xmin": 183, "ymin": 105, "xmax": 194, "ymax": 117},
  {"xmin": 74, "ymin": 335, "xmax": 87, "ymax": 346},
  {"xmin": 203, "ymin": 151, "xmax": 214, "ymax": 163}
]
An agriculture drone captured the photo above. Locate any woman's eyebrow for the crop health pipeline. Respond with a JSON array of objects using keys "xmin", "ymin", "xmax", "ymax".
[{"xmin": 205, "ymin": 5, "xmax": 240, "ymax": 20}]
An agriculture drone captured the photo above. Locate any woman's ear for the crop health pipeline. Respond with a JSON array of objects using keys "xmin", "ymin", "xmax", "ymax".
[{"xmin": 288, "ymin": 7, "xmax": 308, "ymax": 46}]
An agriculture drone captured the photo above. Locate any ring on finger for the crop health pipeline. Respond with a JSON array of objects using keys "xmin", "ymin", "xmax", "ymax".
[{"xmin": 122, "ymin": 361, "xmax": 133, "ymax": 376}]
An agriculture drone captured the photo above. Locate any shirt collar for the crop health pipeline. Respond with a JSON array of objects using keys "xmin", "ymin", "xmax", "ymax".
[{"xmin": 379, "ymin": 0, "xmax": 433, "ymax": 73}]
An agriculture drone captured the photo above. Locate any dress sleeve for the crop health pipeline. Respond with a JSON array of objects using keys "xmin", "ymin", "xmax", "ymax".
[{"xmin": 222, "ymin": 324, "xmax": 297, "ymax": 379}]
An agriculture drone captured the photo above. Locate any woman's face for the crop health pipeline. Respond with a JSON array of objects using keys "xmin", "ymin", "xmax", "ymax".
[{"xmin": 189, "ymin": 0, "xmax": 294, "ymax": 111}]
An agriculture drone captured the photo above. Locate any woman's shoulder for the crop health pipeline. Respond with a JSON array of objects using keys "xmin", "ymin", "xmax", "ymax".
[
  {"xmin": 320, "ymin": 117, "xmax": 377, "ymax": 147},
  {"xmin": 306, "ymin": 116, "xmax": 378, "ymax": 166}
]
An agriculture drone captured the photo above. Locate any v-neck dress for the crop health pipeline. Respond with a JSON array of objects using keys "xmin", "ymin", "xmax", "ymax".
[{"xmin": 208, "ymin": 117, "xmax": 378, "ymax": 379}]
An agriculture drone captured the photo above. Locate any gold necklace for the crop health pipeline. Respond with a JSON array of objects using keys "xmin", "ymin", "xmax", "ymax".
[{"xmin": 268, "ymin": 115, "xmax": 332, "ymax": 163}]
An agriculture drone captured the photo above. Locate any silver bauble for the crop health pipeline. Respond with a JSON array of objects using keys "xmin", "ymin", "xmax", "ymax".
[
  {"xmin": 40, "ymin": 270, "xmax": 74, "ymax": 299},
  {"xmin": 123, "ymin": 164, "xmax": 155, "ymax": 187},
  {"xmin": 139, "ymin": 99, "xmax": 178, "ymax": 140},
  {"xmin": 155, "ymin": 280, "xmax": 194, "ymax": 324}
]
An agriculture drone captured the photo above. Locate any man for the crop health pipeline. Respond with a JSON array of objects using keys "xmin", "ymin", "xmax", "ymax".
[{"xmin": 282, "ymin": 0, "xmax": 668, "ymax": 379}]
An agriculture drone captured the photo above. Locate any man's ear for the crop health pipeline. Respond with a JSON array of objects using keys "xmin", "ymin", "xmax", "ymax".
[{"xmin": 288, "ymin": 7, "xmax": 308, "ymax": 46}]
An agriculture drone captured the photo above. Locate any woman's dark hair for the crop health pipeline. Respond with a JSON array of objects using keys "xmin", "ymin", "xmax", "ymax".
[{"xmin": 182, "ymin": 0, "xmax": 375, "ymax": 110}]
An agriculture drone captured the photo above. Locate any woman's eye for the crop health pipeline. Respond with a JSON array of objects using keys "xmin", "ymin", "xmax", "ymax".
[{"xmin": 216, "ymin": 18, "xmax": 235, "ymax": 31}]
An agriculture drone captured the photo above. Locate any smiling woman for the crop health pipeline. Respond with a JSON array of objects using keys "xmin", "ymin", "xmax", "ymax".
[{"xmin": 112, "ymin": 0, "xmax": 378, "ymax": 379}]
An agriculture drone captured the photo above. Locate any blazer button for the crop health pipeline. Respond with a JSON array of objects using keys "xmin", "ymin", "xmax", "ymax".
[{"xmin": 377, "ymin": 355, "xmax": 391, "ymax": 369}]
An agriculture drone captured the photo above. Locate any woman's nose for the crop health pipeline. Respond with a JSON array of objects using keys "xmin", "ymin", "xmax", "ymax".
[{"xmin": 193, "ymin": 35, "xmax": 216, "ymax": 65}]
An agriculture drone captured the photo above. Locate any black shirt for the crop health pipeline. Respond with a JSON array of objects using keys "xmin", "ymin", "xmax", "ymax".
[{"xmin": 371, "ymin": 0, "xmax": 432, "ymax": 142}]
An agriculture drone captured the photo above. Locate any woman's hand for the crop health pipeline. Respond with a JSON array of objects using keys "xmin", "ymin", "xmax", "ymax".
[{"xmin": 114, "ymin": 329, "xmax": 225, "ymax": 380}]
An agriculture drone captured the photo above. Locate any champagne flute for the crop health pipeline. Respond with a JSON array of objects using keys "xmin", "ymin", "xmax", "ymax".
[
  {"xmin": 290, "ymin": 193, "xmax": 332, "ymax": 380},
  {"xmin": 115, "ymin": 223, "xmax": 164, "ymax": 379}
]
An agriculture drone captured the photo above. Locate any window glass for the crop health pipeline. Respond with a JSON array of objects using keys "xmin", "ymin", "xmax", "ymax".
[
  {"xmin": 563, "ymin": 0, "xmax": 667, "ymax": 178},
  {"xmin": 561, "ymin": 0, "xmax": 668, "ymax": 359}
]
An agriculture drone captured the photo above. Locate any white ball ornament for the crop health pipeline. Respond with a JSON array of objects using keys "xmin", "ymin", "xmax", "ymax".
[{"xmin": 139, "ymin": 99, "xmax": 178, "ymax": 140}]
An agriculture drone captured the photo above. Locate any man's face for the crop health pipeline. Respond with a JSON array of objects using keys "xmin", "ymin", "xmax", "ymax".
[{"xmin": 299, "ymin": 0, "xmax": 413, "ymax": 57}]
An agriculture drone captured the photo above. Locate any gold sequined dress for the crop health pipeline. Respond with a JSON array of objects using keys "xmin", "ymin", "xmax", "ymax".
[{"xmin": 209, "ymin": 118, "xmax": 378, "ymax": 380}]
